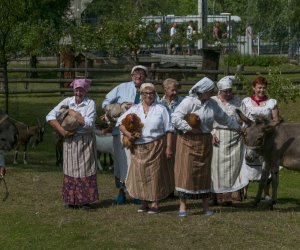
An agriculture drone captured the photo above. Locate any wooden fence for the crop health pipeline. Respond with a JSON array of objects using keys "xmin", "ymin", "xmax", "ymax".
[{"xmin": 1, "ymin": 67, "xmax": 300, "ymax": 95}]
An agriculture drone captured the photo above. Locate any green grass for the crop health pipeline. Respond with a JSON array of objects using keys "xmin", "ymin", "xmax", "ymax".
[
  {"xmin": 1, "ymin": 66, "xmax": 300, "ymax": 249},
  {"xmin": 1, "ymin": 166, "xmax": 300, "ymax": 250}
]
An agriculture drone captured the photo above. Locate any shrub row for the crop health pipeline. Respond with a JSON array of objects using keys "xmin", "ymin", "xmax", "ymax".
[{"xmin": 224, "ymin": 53, "xmax": 289, "ymax": 67}]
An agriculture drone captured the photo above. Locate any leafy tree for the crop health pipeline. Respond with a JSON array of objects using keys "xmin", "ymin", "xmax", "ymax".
[
  {"xmin": 0, "ymin": 0, "xmax": 71, "ymax": 113},
  {"xmin": 0, "ymin": 0, "xmax": 27, "ymax": 113}
]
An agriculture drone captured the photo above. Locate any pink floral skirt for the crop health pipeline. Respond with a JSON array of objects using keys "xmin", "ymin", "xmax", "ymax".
[{"xmin": 62, "ymin": 174, "xmax": 99, "ymax": 206}]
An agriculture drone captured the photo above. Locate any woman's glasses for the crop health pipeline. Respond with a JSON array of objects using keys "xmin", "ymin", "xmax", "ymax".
[
  {"xmin": 132, "ymin": 73, "xmax": 146, "ymax": 77},
  {"xmin": 221, "ymin": 89, "xmax": 233, "ymax": 94}
]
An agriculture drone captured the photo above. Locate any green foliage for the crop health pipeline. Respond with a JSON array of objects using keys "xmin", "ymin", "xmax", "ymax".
[
  {"xmin": 267, "ymin": 68, "xmax": 300, "ymax": 103},
  {"xmin": 225, "ymin": 53, "xmax": 289, "ymax": 67},
  {"xmin": 236, "ymin": 68, "xmax": 300, "ymax": 104}
]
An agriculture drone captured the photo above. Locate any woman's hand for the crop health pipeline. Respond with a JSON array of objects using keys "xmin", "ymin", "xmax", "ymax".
[
  {"xmin": 212, "ymin": 133, "xmax": 219, "ymax": 146},
  {"xmin": 59, "ymin": 127, "xmax": 74, "ymax": 137},
  {"xmin": 166, "ymin": 145, "xmax": 172, "ymax": 159}
]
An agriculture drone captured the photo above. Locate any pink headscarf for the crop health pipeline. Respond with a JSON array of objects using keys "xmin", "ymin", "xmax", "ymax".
[{"xmin": 70, "ymin": 78, "xmax": 92, "ymax": 91}]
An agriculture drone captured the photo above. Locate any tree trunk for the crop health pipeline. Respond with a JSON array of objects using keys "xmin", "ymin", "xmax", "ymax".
[{"xmin": 3, "ymin": 60, "xmax": 9, "ymax": 114}]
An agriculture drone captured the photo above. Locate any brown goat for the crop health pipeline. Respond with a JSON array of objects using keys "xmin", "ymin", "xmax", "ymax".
[{"xmin": 13, "ymin": 119, "xmax": 45, "ymax": 165}]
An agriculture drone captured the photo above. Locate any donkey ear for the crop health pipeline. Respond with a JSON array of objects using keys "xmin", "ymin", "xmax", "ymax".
[
  {"xmin": 236, "ymin": 109, "xmax": 252, "ymax": 127},
  {"xmin": 264, "ymin": 117, "xmax": 283, "ymax": 133}
]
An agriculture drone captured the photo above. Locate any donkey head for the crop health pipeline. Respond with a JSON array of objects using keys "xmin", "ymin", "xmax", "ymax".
[{"xmin": 236, "ymin": 109, "xmax": 280, "ymax": 151}]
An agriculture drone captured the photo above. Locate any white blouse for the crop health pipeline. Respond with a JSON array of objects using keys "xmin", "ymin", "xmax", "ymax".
[
  {"xmin": 171, "ymin": 96, "xmax": 240, "ymax": 134},
  {"xmin": 116, "ymin": 102, "xmax": 173, "ymax": 144},
  {"xmin": 211, "ymin": 95, "xmax": 242, "ymax": 129},
  {"xmin": 241, "ymin": 97, "xmax": 277, "ymax": 121},
  {"xmin": 46, "ymin": 96, "xmax": 96, "ymax": 134}
]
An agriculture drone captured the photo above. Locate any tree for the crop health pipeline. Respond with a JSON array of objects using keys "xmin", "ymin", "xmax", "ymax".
[
  {"xmin": 0, "ymin": 0, "xmax": 27, "ymax": 113},
  {"xmin": 0, "ymin": 0, "xmax": 71, "ymax": 113}
]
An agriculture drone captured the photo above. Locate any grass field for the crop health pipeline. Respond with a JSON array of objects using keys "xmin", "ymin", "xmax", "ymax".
[{"xmin": 1, "ymin": 68, "xmax": 300, "ymax": 249}]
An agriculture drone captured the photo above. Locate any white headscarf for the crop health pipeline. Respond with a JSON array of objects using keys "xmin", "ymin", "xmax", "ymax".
[
  {"xmin": 189, "ymin": 77, "xmax": 215, "ymax": 95},
  {"xmin": 217, "ymin": 76, "xmax": 235, "ymax": 90},
  {"xmin": 140, "ymin": 83, "xmax": 156, "ymax": 92}
]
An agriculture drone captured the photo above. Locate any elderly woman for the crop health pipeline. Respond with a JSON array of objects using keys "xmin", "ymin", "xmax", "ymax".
[
  {"xmin": 160, "ymin": 78, "xmax": 185, "ymax": 114},
  {"xmin": 211, "ymin": 76, "xmax": 247, "ymax": 205},
  {"xmin": 116, "ymin": 83, "xmax": 174, "ymax": 214},
  {"xmin": 46, "ymin": 78, "xmax": 98, "ymax": 210},
  {"xmin": 160, "ymin": 78, "xmax": 185, "ymax": 197},
  {"xmin": 172, "ymin": 77, "xmax": 241, "ymax": 217},
  {"xmin": 241, "ymin": 76, "xmax": 280, "ymax": 200}
]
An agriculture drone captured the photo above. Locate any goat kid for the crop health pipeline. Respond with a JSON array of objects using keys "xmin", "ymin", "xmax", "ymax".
[{"xmin": 14, "ymin": 119, "xmax": 45, "ymax": 165}]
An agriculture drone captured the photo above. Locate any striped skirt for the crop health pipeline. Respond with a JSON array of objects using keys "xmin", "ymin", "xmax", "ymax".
[
  {"xmin": 211, "ymin": 129, "xmax": 247, "ymax": 193},
  {"xmin": 174, "ymin": 133, "xmax": 212, "ymax": 198},
  {"xmin": 62, "ymin": 133, "xmax": 99, "ymax": 205},
  {"xmin": 125, "ymin": 136, "xmax": 174, "ymax": 201}
]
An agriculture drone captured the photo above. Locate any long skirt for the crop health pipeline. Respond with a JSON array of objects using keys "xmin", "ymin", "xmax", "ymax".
[
  {"xmin": 125, "ymin": 137, "xmax": 174, "ymax": 201},
  {"xmin": 174, "ymin": 133, "xmax": 212, "ymax": 199},
  {"xmin": 113, "ymin": 134, "xmax": 131, "ymax": 188},
  {"xmin": 211, "ymin": 129, "xmax": 247, "ymax": 193},
  {"xmin": 62, "ymin": 133, "xmax": 99, "ymax": 205}
]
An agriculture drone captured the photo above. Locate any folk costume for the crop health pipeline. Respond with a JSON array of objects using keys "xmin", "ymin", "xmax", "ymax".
[
  {"xmin": 46, "ymin": 79, "xmax": 99, "ymax": 207},
  {"xmin": 116, "ymin": 84, "xmax": 174, "ymax": 202},
  {"xmin": 241, "ymin": 96, "xmax": 277, "ymax": 181},
  {"xmin": 211, "ymin": 76, "xmax": 247, "ymax": 204},
  {"xmin": 172, "ymin": 77, "xmax": 240, "ymax": 200}
]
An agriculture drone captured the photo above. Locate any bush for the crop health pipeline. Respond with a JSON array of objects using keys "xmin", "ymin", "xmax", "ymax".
[{"xmin": 224, "ymin": 53, "xmax": 289, "ymax": 67}]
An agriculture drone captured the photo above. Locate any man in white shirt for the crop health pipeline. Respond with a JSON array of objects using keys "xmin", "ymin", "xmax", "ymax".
[
  {"xmin": 102, "ymin": 65, "xmax": 148, "ymax": 205},
  {"xmin": 169, "ymin": 23, "xmax": 177, "ymax": 54}
]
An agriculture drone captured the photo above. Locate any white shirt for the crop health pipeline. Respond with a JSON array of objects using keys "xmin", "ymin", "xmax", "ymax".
[
  {"xmin": 46, "ymin": 96, "xmax": 96, "ymax": 134},
  {"xmin": 187, "ymin": 25, "xmax": 193, "ymax": 40},
  {"xmin": 171, "ymin": 96, "xmax": 240, "ymax": 133},
  {"xmin": 211, "ymin": 95, "xmax": 242, "ymax": 129},
  {"xmin": 170, "ymin": 27, "xmax": 176, "ymax": 37},
  {"xmin": 116, "ymin": 102, "xmax": 173, "ymax": 144},
  {"xmin": 241, "ymin": 97, "xmax": 277, "ymax": 121}
]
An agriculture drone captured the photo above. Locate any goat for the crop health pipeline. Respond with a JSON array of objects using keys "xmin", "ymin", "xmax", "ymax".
[
  {"xmin": 94, "ymin": 129, "xmax": 114, "ymax": 171},
  {"xmin": 13, "ymin": 119, "xmax": 45, "ymax": 165}
]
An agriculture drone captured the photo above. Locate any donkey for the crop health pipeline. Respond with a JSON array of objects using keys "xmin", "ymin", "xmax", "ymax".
[
  {"xmin": 237, "ymin": 109, "xmax": 300, "ymax": 209},
  {"xmin": 0, "ymin": 112, "xmax": 19, "ymax": 151},
  {"xmin": 13, "ymin": 119, "xmax": 45, "ymax": 164}
]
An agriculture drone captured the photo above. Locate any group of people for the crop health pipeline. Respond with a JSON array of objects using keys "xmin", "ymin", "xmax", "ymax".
[
  {"xmin": 169, "ymin": 22, "xmax": 195, "ymax": 55},
  {"xmin": 46, "ymin": 64, "xmax": 279, "ymax": 217}
]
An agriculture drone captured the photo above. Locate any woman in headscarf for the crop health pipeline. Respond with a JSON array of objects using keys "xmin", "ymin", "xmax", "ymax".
[
  {"xmin": 172, "ymin": 77, "xmax": 242, "ymax": 217},
  {"xmin": 211, "ymin": 76, "xmax": 247, "ymax": 205},
  {"xmin": 116, "ymin": 83, "xmax": 174, "ymax": 214},
  {"xmin": 46, "ymin": 78, "xmax": 99, "ymax": 210}
]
